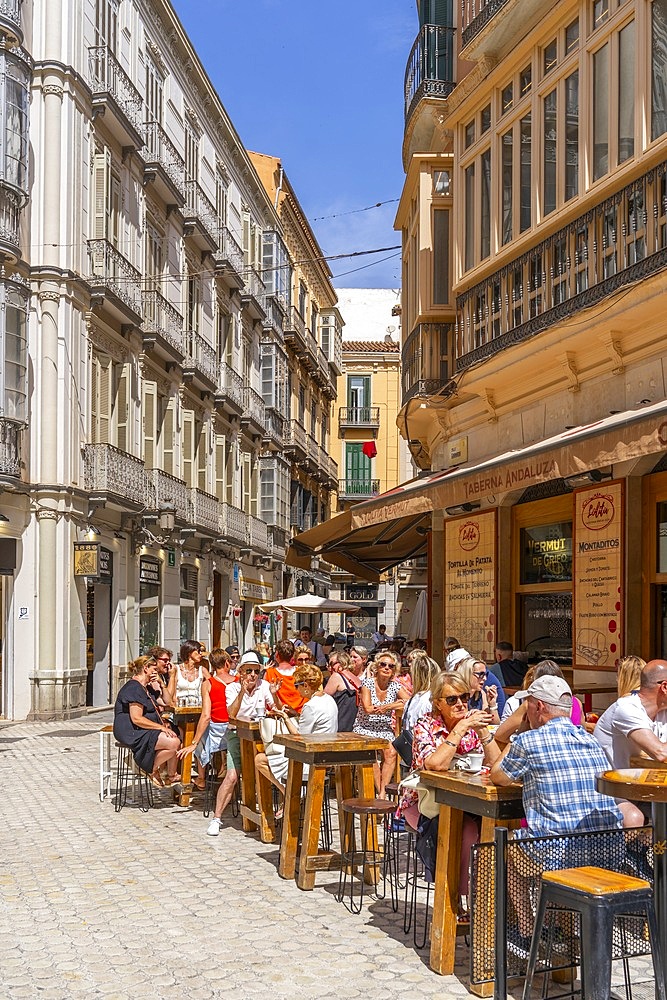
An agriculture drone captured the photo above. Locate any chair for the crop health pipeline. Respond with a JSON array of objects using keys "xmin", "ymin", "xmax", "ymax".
[
  {"xmin": 522, "ymin": 866, "xmax": 667, "ymax": 1000},
  {"xmin": 336, "ymin": 797, "xmax": 398, "ymax": 914},
  {"xmin": 114, "ymin": 743, "xmax": 154, "ymax": 813}
]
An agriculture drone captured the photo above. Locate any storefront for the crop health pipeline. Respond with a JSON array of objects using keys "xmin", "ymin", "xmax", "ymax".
[
  {"xmin": 644, "ymin": 471, "xmax": 667, "ymax": 659},
  {"xmin": 74, "ymin": 542, "xmax": 113, "ymax": 706},
  {"xmin": 139, "ymin": 556, "xmax": 161, "ymax": 652}
]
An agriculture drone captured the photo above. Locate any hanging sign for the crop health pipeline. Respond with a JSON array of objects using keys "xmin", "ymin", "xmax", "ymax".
[
  {"xmin": 140, "ymin": 558, "xmax": 161, "ymax": 586},
  {"xmin": 74, "ymin": 543, "xmax": 112, "ymax": 583}
]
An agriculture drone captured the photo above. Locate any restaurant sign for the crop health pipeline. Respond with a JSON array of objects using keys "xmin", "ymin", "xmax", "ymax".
[
  {"xmin": 444, "ymin": 509, "xmax": 496, "ymax": 661},
  {"xmin": 139, "ymin": 557, "xmax": 161, "ymax": 586},
  {"xmin": 239, "ymin": 574, "xmax": 273, "ymax": 602},
  {"xmin": 73, "ymin": 543, "xmax": 113, "ymax": 583},
  {"xmin": 520, "ymin": 522, "xmax": 573, "ymax": 585},
  {"xmin": 573, "ymin": 480, "xmax": 624, "ymax": 668}
]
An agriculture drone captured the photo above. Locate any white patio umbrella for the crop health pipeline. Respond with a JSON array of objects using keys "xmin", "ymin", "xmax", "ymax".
[
  {"xmin": 258, "ymin": 594, "xmax": 360, "ymax": 614},
  {"xmin": 406, "ymin": 589, "xmax": 428, "ymax": 642}
]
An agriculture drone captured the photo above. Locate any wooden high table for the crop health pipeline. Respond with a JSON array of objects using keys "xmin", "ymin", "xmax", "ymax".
[
  {"xmin": 597, "ymin": 766, "xmax": 667, "ymax": 995},
  {"xmin": 232, "ymin": 717, "xmax": 275, "ymax": 843},
  {"xmin": 418, "ymin": 768, "xmax": 525, "ymax": 996},
  {"xmin": 172, "ymin": 705, "xmax": 202, "ymax": 806},
  {"xmin": 274, "ymin": 733, "xmax": 389, "ymax": 891}
]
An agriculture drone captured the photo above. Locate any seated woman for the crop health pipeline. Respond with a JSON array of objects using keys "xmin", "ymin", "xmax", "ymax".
[
  {"xmin": 324, "ymin": 649, "xmax": 363, "ymax": 731},
  {"xmin": 113, "ymin": 655, "xmax": 181, "ymax": 786},
  {"xmin": 177, "ymin": 648, "xmax": 236, "ymax": 793},
  {"xmin": 172, "ymin": 639, "xmax": 209, "ymax": 706},
  {"xmin": 349, "ymin": 645, "xmax": 370, "ymax": 680},
  {"xmin": 401, "ymin": 670, "xmax": 499, "ymax": 918},
  {"xmin": 353, "ymin": 650, "xmax": 409, "ymax": 798},
  {"xmin": 394, "ymin": 651, "xmax": 441, "ymax": 765},
  {"xmin": 457, "ymin": 657, "xmax": 501, "ymax": 724},
  {"xmin": 255, "ymin": 663, "xmax": 337, "ymax": 803}
]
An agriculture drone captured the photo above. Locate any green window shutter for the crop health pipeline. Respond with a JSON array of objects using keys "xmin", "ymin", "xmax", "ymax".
[
  {"xmin": 419, "ymin": 0, "xmax": 452, "ymax": 26},
  {"xmin": 345, "ymin": 442, "xmax": 371, "ymax": 481}
]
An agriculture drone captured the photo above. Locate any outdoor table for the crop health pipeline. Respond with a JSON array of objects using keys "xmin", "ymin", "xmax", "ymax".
[
  {"xmin": 231, "ymin": 717, "xmax": 275, "ymax": 843},
  {"xmin": 597, "ymin": 765, "xmax": 667, "ymax": 994},
  {"xmin": 172, "ymin": 705, "xmax": 203, "ymax": 806},
  {"xmin": 571, "ymin": 684, "xmax": 618, "ymax": 714},
  {"xmin": 418, "ymin": 768, "xmax": 525, "ymax": 996},
  {"xmin": 274, "ymin": 732, "xmax": 388, "ymax": 891}
]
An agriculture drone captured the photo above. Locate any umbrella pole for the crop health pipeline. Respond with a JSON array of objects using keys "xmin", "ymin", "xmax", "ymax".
[{"xmin": 282, "ymin": 613, "xmax": 287, "ymax": 640}]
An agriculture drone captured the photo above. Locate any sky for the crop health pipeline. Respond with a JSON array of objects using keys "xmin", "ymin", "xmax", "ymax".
[{"xmin": 170, "ymin": 0, "xmax": 417, "ymax": 290}]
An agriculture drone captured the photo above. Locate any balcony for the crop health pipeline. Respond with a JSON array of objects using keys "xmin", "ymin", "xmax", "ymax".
[
  {"xmin": 339, "ymin": 406, "xmax": 380, "ymax": 430},
  {"xmin": 215, "ymin": 361, "xmax": 244, "ymax": 416},
  {"xmin": 183, "ymin": 332, "xmax": 217, "ymax": 392},
  {"xmin": 240, "ymin": 267, "xmax": 266, "ymax": 322},
  {"xmin": 148, "ymin": 468, "xmax": 189, "ymax": 521},
  {"xmin": 284, "ymin": 306, "xmax": 308, "ymax": 354},
  {"xmin": 263, "ymin": 409, "xmax": 285, "ymax": 451},
  {"xmin": 143, "ymin": 120, "xmax": 185, "ymax": 205},
  {"xmin": 404, "ymin": 24, "xmax": 455, "ymax": 125},
  {"xmin": 88, "ymin": 239, "xmax": 143, "ymax": 325},
  {"xmin": 460, "ymin": 0, "xmax": 543, "ymax": 58},
  {"xmin": 0, "ymin": 418, "xmax": 20, "ymax": 478},
  {"xmin": 284, "ymin": 419, "xmax": 307, "ymax": 460},
  {"xmin": 263, "ymin": 294, "xmax": 287, "ymax": 339},
  {"xmin": 214, "ymin": 225, "xmax": 244, "ymax": 290},
  {"xmin": 241, "ymin": 385, "xmax": 266, "ymax": 436},
  {"xmin": 323, "ymin": 452, "xmax": 338, "ymax": 490},
  {"xmin": 314, "ymin": 344, "xmax": 334, "ymax": 394},
  {"xmin": 88, "ymin": 46, "xmax": 144, "ymax": 149},
  {"xmin": 0, "ymin": 0, "xmax": 23, "ymax": 47},
  {"xmin": 402, "ymin": 322, "xmax": 453, "ymax": 406},
  {"xmin": 0, "ymin": 188, "xmax": 21, "ymax": 262},
  {"xmin": 247, "ymin": 514, "xmax": 269, "ymax": 554},
  {"xmin": 83, "ymin": 444, "xmax": 147, "ymax": 509},
  {"xmin": 302, "ymin": 326, "xmax": 318, "ymax": 372},
  {"xmin": 183, "ymin": 180, "xmax": 219, "ymax": 253},
  {"xmin": 219, "ymin": 502, "xmax": 248, "ymax": 545},
  {"xmin": 338, "ymin": 479, "xmax": 381, "ymax": 501},
  {"xmin": 190, "ymin": 488, "xmax": 219, "ymax": 535},
  {"xmin": 142, "ymin": 289, "xmax": 185, "ymax": 363}
]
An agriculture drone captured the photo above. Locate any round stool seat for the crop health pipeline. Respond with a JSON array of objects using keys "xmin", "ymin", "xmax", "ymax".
[
  {"xmin": 342, "ymin": 797, "xmax": 396, "ymax": 815},
  {"xmin": 385, "ymin": 781, "xmax": 401, "ymax": 798}
]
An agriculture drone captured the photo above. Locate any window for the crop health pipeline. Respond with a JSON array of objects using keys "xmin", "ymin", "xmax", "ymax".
[
  {"xmin": 520, "ymin": 66, "xmax": 532, "ymax": 96},
  {"xmin": 552, "ymin": 236, "xmax": 568, "ymax": 305},
  {"xmin": 184, "ymin": 120, "xmax": 199, "ymax": 186},
  {"xmin": 481, "ymin": 105, "xmax": 491, "ymax": 134},
  {"xmin": 2, "ymin": 279, "xmax": 28, "ymax": 423},
  {"xmin": 575, "ymin": 226, "xmax": 589, "ymax": 293},
  {"xmin": 625, "ymin": 180, "xmax": 646, "ymax": 265},
  {"xmin": 95, "ymin": 0, "xmax": 118, "ymax": 51},
  {"xmin": 464, "ymin": 164, "xmax": 475, "ymax": 270},
  {"xmin": 345, "ymin": 443, "xmax": 372, "ymax": 494},
  {"xmin": 433, "ymin": 208, "xmax": 450, "ymax": 302},
  {"xmin": 187, "ymin": 270, "xmax": 200, "ymax": 336},
  {"xmin": 520, "ymin": 114, "xmax": 531, "ymax": 232},
  {"xmin": 480, "ymin": 151, "xmax": 491, "ymax": 259},
  {"xmin": 473, "ymin": 291, "xmax": 485, "ymax": 348},
  {"xmin": 511, "ymin": 265, "xmax": 523, "ymax": 327},
  {"xmin": 653, "ymin": 0, "xmax": 667, "ymax": 141},
  {"xmin": 433, "ymin": 170, "xmax": 451, "ymax": 194},
  {"xmin": 501, "ymin": 131, "xmax": 513, "ymax": 245},
  {"xmin": 465, "ymin": 120, "xmax": 475, "ymax": 148},
  {"xmin": 91, "ymin": 354, "xmax": 129, "ymax": 451},
  {"xmin": 145, "ymin": 51, "xmax": 164, "ymax": 125},
  {"xmin": 347, "ymin": 375, "xmax": 370, "ymax": 410},
  {"xmin": 528, "ymin": 254, "xmax": 543, "ymax": 317},
  {"xmin": 2, "ymin": 53, "xmax": 30, "ymax": 195},
  {"xmin": 298, "ymin": 281, "xmax": 307, "ymax": 318},
  {"xmin": 565, "ymin": 71, "xmax": 579, "ymax": 201},
  {"xmin": 311, "ymin": 304, "xmax": 319, "ymax": 340},
  {"xmin": 593, "ymin": 0, "xmax": 609, "ymax": 29},
  {"xmin": 544, "ymin": 40, "xmax": 558, "ymax": 74},
  {"xmin": 593, "ymin": 44, "xmax": 609, "ymax": 180},
  {"xmin": 180, "ymin": 567, "xmax": 198, "ymax": 644},
  {"xmin": 216, "ymin": 169, "xmax": 228, "ymax": 229},
  {"xmin": 601, "ymin": 204, "xmax": 618, "ymax": 278},
  {"xmin": 618, "ymin": 21, "xmax": 635, "ymax": 163},
  {"xmin": 543, "ymin": 89, "xmax": 557, "ymax": 216},
  {"xmin": 566, "ymin": 18, "xmax": 579, "ymax": 53},
  {"xmin": 501, "ymin": 83, "xmax": 513, "ymax": 115}
]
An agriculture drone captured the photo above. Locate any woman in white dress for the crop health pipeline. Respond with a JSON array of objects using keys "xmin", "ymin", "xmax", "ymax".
[{"xmin": 353, "ymin": 651, "xmax": 409, "ymax": 798}]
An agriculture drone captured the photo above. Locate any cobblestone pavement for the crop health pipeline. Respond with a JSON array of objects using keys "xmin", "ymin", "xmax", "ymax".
[{"xmin": 0, "ymin": 714, "xmax": 657, "ymax": 1000}]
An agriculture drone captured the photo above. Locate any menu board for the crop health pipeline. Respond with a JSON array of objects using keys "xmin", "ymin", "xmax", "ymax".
[
  {"xmin": 573, "ymin": 481, "xmax": 624, "ymax": 668},
  {"xmin": 444, "ymin": 510, "xmax": 496, "ymax": 661}
]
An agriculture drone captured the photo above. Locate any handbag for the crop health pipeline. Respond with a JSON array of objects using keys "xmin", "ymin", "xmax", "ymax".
[
  {"xmin": 258, "ymin": 714, "xmax": 289, "ymax": 756},
  {"xmin": 392, "ymin": 694, "xmax": 414, "ymax": 767},
  {"xmin": 398, "ymin": 770, "xmax": 440, "ymax": 820}
]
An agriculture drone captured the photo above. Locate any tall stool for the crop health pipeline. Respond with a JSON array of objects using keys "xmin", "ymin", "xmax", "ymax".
[
  {"xmin": 523, "ymin": 866, "xmax": 667, "ymax": 1000},
  {"xmin": 114, "ymin": 743, "xmax": 154, "ymax": 813},
  {"xmin": 403, "ymin": 826, "xmax": 433, "ymax": 948},
  {"xmin": 336, "ymin": 797, "xmax": 397, "ymax": 914}
]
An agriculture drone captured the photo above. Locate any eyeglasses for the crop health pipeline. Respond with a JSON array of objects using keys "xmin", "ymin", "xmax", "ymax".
[
  {"xmin": 443, "ymin": 693, "xmax": 470, "ymax": 706},
  {"xmin": 294, "ymin": 680, "xmax": 308, "ymax": 688},
  {"xmin": 156, "ymin": 656, "xmax": 170, "ymax": 663},
  {"xmin": 296, "ymin": 657, "xmax": 311, "ymax": 662},
  {"xmin": 230, "ymin": 653, "xmax": 240, "ymax": 658},
  {"xmin": 244, "ymin": 668, "xmax": 261, "ymax": 675},
  {"xmin": 377, "ymin": 661, "xmax": 395, "ymax": 668},
  {"xmin": 473, "ymin": 670, "xmax": 488, "ymax": 680}
]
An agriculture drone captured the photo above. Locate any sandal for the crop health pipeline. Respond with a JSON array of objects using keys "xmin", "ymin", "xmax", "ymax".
[
  {"xmin": 457, "ymin": 906, "xmax": 470, "ymax": 924},
  {"xmin": 149, "ymin": 772, "xmax": 165, "ymax": 788},
  {"xmin": 274, "ymin": 806, "xmax": 284, "ymax": 821}
]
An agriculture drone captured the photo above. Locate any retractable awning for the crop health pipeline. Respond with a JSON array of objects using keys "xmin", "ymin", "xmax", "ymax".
[{"xmin": 287, "ymin": 401, "xmax": 667, "ymax": 580}]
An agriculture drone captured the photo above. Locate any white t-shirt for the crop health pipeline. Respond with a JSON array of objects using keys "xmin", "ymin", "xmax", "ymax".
[
  {"xmin": 594, "ymin": 692, "xmax": 667, "ymax": 769},
  {"xmin": 299, "ymin": 693, "xmax": 338, "ymax": 735},
  {"xmin": 501, "ymin": 693, "xmax": 524, "ymax": 720},
  {"xmin": 403, "ymin": 690, "xmax": 432, "ymax": 732},
  {"xmin": 225, "ymin": 679, "xmax": 275, "ymax": 722}
]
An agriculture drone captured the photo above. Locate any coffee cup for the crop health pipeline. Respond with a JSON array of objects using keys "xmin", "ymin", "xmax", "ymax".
[{"xmin": 452, "ymin": 752, "xmax": 484, "ymax": 774}]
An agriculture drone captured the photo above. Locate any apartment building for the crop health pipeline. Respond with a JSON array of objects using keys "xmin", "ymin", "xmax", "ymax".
[{"xmin": 0, "ymin": 0, "xmax": 339, "ymax": 721}]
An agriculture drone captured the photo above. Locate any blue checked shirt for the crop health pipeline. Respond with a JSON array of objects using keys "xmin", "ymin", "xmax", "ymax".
[{"xmin": 500, "ymin": 716, "xmax": 623, "ymax": 836}]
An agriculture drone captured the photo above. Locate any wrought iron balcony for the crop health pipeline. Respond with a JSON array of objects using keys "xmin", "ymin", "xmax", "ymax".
[
  {"xmin": 143, "ymin": 120, "xmax": 185, "ymax": 204},
  {"xmin": 284, "ymin": 306, "xmax": 308, "ymax": 353},
  {"xmin": 461, "ymin": 0, "xmax": 510, "ymax": 46},
  {"xmin": 214, "ymin": 225, "xmax": 244, "ymax": 289},
  {"xmin": 338, "ymin": 406, "xmax": 380, "ymax": 429},
  {"xmin": 83, "ymin": 444, "xmax": 147, "ymax": 507},
  {"xmin": 142, "ymin": 289, "xmax": 185, "ymax": 362},
  {"xmin": 0, "ymin": 417, "xmax": 20, "ymax": 477},
  {"xmin": 219, "ymin": 502, "xmax": 248, "ymax": 545},
  {"xmin": 88, "ymin": 46, "xmax": 144, "ymax": 148},
  {"xmin": 263, "ymin": 408, "xmax": 285, "ymax": 449},
  {"xmin": 190, "ymin": 488, "xmax": 219, "ymax": 534},
  {"xmin": 247, "ymin": 514, "xmax": 269, "ymax": 554},
  {"xmin": 404, "ymin": 24, "xmax": 455, "ymax": 124},
  {"xmin": 148, "ymin": 468, "xmax": 189, "ymax": 521},
  {"xmin": 240, "ymin": 267, "xmax": 266, "ymax": 322},
  {"xmin": 241, "ymin": 385, "xmax": 266, "ymax": 435},
  {"xmin": 0, "ymin": 188, "xmax": 21, "ymax": 262},
  {"xmin": 263, "ymin": 294, "xmax": 286, "ymax": 339},
  {"xmin": 305, "ymin": 434, "xmax": 319, "ymax": 473},
  {"xmin": 215, "ymin": 361, "xmax": 244, "ymax": 415},
  {"xmin": 338, "ymin": 479, "xmax": 381, "ymax": 500},
  {"xmin": 0, "ymin": 0, "xmax": 23, "ymax": 46},
  {"xmin": 284, "ymin": 419, "xmax": 307, "ymax": 458},
  {"xmin": 183, "ymin": 180, "xmax": 219, "ymax": 252},
  {"xmin": 183, "ymin": 331, "xmax": 217, "ymax": 391},
  {"xmin": 88, "ymin": 239, "xmax": 143, "ymax": 324}
]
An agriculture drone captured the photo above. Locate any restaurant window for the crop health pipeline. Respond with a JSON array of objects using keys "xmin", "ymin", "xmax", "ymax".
[
  {"xmin": 464, "ymin": 164, "xmax": 475, "ymax": 271},
  {"xmin": 543, "ymin": 89, "xmax": 557, "ymax": 216},
  {"xmin": 618, "ymin": 20, "xmax": 635, "ymax": 163},
  {"xmin": 480, "ymin": 149, "xmax": 491, "ymax": 259},
  {"xmin": 501, "ymin": 131, "xmax": 513, "ymax": 245},
  {"xmin": 180, "ymin": 566, "xmax": 198, "ymax": 643},
  {"xmin": 520, "ymin": 114, "xmax": 531, "ymax": 232},
  {"xmin": 652, "ymin": 0, "xmax": 667, "ymax": 141},
  {"xmin": 565, "ymin": 71, "xmax": 579, "ymax": 201},
  {"xmin": 593, "ymin": 44, "xmax": 609, "ymax": 181}
]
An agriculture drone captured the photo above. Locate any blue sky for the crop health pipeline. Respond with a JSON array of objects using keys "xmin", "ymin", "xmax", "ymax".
[{"xmin": 170, "ymin": 0, "xmax": 417, "ymax": 289}]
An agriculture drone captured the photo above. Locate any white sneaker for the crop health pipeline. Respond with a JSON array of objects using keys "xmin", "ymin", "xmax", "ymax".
[{"xmin": 206, "ymin": 818, "xmax": 222, "ymax": 836}]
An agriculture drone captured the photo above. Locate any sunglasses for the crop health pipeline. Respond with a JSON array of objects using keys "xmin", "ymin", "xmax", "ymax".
[
  {"xmin": 473, "ymin": 670, "xmax": 488, "ymax": 679},
  {"xmin": 294, "ymin": 680, "xmax": 308, "ymax": 688},
  {"xmin": 443, "ymin": 693, "xmax": 469, "ymax": 706},
  {"xmin": 244, "ymin": 667, "xmax": 261, "ymax": 675},
  {"xmin": 377, "ymin": 661, "xmax": 395, "ymax": 668}
]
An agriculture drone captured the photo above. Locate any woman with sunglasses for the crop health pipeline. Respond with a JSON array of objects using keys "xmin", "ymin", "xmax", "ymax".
[
  {"xmin": 353, "ymin": 651, "xmax": 409, "ymax": 798},
  {"xmin": 457, "ymin": 657, "xmax": 501, "ymax": 724},
  {"xmin": 324, "ymin": 649, "xmax": 363, "ymax": 731}
]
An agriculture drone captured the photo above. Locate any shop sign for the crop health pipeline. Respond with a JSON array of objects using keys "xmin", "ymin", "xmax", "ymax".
[
  {"xmin": 520, "ymin": 522, "xmax": 572, "ymax": 585},
  {"xmin": 139, "ymin": 557, "xmax": 161, "ymax": 586},
  {"xmin": 573, "ymin": 481, "xmax": 624, "ymax": 668},
  {"xmin": 74, "ymin": 543, "xmax": 112, "ymax": 583},
  {"xmin": 239, "ymin": 574, "xmax": 273, "ymax": 602},
  {"xmin": 444, "ymin": 509, "xmax": 496, "ymax": 661},
  {"xmin": 345, "ymin": 583, "xmax": 378, "ymax": 602}
]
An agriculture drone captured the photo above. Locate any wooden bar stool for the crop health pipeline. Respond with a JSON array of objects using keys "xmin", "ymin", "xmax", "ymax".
[
  {"xmin": 523, "ymin": 866, "xmax": 667, "ymax": 1000},
  {"xmin": 336, "ymin": 797, "xmax": 397, "ymax": 914}
]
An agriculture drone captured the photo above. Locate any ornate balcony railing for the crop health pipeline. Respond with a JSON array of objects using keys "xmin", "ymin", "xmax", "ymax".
[
  {"xmin": 148, "ymin": 468, "xmax": 189, "ymax": 521},
  {"xmin": 461, "ymin": 0, "xmax": 511, "ymax": 48},
  {"xmin": 219, "ymin": 502, "xmax": 248, "ymax": 544},
  {"xmin": 404, "ymin": 24, "xmax": 455, "ymax": 123},
  {"xmin": 184, "ymin": 180, "xmax": 219, "ymax": 248},
  {"xmin": 0, "ymin": 0, "xmax": 23, "ymax": 46},
  {"xmin": 0, "ymin": 417, "xmax": 20, "ymax": 477},
  {"xmin": 339, "ymin": 406, "xmax": 380, "ymax": 428},
  {"xmin": 84, "ymin": 444, "xmax": 147, "ymax": 503},
  {"xmin": 247, "ymin": 514, "xmax": 269, "ymax": 553},
  {"xmin": 284, "ymin": 419, "xmax": 307, "ymax": 455},
  {"xmin": 143, "ymin": 120, "xmax": 185, "ymax": 201},
  {"xmin": 143, "ymin": 289, "xmax": 184, "ymax": 356},
  {"xmin": 184, "ymin": 331, "xmax": 217, "ymax": 386},
  {"xmin": 242, "ymin": 385, "xmax": 266, "ymax": 430},
  {"xmin": 214, "ymin": 224, "xmax": 244, "ymax": 284},
  {"xmin": 190, "ymin": 488, "xmax": 219, "ymax": 534},
  {"xmin": 402, "ymin": 322, "xmax": 453, "ymax": 405},
  {"xmin": 217, "ymin": 362, "xmax": 244, "ymax": 410},
  {"xmin": 264, "ymin": 408, "xmax": 285, "ymax": 445},
  {"xmin": 338, "ymin": 479, "xmax": 381, "ymax": 499},
  {"xmin": 88, "ymin": 46, "xmax": 144, "ymax": 140},
  {"xmin": 284, "ymin": 306, "xmax": 307, "ymax": 350},
  {"xmin": 456, "ymin": 162, "xmax": 667, "ymax": 370},
  {"xmin": 88, "ymin": 239, "xmax": 142, "ymax": 318}
]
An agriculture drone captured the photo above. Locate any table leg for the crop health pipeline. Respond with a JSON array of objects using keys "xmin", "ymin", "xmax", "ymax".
[
  {"xmin": 336, "ymin": 765, "xmax": 356, "ymax": 875},
  {"xmin": 177, "ymin": 719, "xmax": 197, "ymax": 807},
  {"xmin": 430, "ymin": 803, "xmax": 463, "ymax": 975},
  {"xmin": 359, "ymin": 763, "xmax": 380, "ymax": 884},
  {"xmin": 278, "ymin": 758, "xmax": 304, "ymax": 880},
  {"xmin": 238, "ymin": 737, "xmax": 259, "ymax": 832},
  {"xmin": 654, "ymin": 802, "xmax": 667, "ymax": 997},
  {"xmin": 256, "ymin": 764, "xmax": 276, "ymax": 844},
  {"xmin": 296, "ymin": 765, "xmax": 327, "ymax": 891}
]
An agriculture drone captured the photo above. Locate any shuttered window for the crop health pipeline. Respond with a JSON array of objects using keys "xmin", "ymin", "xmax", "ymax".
[
  {"xmin": 161, "ymin": 396, "xmax": 175, "ymax": 476},
  {"xmin": 115, "ymin": 364, "xmax": 129, "ymax": 453},
  {"xmin": 91, "ymin": 354, "xmax": 112, "ymax": 444},
  {"xmin": 182, "ymin": 409, "xmax": 194, "ymax": 486},
  {"xmin": 143, "ymin": 381, "xmax": 157, "ymax": 470},
  {"xmin": 214, "ymin": 433, "xmax": 225, "ymax": 502},
  {"xmin": 197, "ymin": 422, "xmax": 208, "ymax": 492}
]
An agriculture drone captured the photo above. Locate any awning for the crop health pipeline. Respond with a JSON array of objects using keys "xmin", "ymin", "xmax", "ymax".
[
  {"xmin": 258, "ymin": 594, "xmax": 360, "ymax": 614},
  {"xmin": 288, "ymin": 401, "xmax": 667, "ymax": 578}
]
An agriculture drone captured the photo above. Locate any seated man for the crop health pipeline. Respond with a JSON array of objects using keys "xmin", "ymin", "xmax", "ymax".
[
  {"xmin": 595, "ymin": 659, "xmax": 667, "ymax": 769},
  {"xmin": 490, "ymin": 675, "xmax": 623, "ymax": 952},
  {"xmin": 492, "ymin": 640, "xmax": 528, "ymax": 688},
  {"xmin": 372, "ymin": 624, "xmax": 392, "ymax": 646}
]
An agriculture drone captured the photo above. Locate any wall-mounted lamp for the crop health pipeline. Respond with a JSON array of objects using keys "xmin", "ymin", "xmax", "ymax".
[
  {"xmin": 445, "ymin": 502, "xmax": 481, "ymax": 516},
  {"xmin": 0, "ymin": 512, "xmax": 9, "ymax": 523},
  {"xmin": 87, "ymin": 524, "xmax": 101, "ymax": 536},
  {"xmin": 563, "ymin": 468, "xmax": 612, "ymax": 490},
  {"xmin": 158, "ymin": 504, "xmax": 175, "ymax": 533}
]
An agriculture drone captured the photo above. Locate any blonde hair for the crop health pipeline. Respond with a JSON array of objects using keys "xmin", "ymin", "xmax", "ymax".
[
  {"xmin": 456, "ymin": 656, "xmax": 486, "ymax": 690},
  {"xmin": 431, "ymin": 670, "xmax": 468, "ymax": 702},
  {"xmin": 371, "ymin": 650, "xmax": 401, "ymax": 675},
  {"xmin": 293, "ymin": 663, "xmax": 323, "ymax": 691},
  {"xmin": 617, "ymin": 654, "xmax": 646, "ymax": 698},
  {"xmin": 130, "ymin": 655, "xmax": 155, "ymax": 677},
  {"xmin": 408, "ymin": 649, "xmax": 441, "ymax": 694}
]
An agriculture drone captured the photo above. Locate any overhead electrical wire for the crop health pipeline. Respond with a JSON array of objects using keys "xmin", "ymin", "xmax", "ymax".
[{"xmin": 311, "ymin": 198, "xmax": 400, "ymax": 222}]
